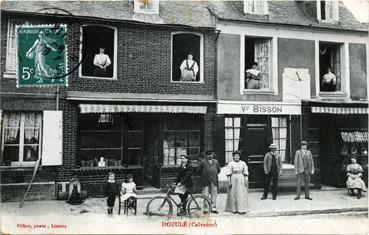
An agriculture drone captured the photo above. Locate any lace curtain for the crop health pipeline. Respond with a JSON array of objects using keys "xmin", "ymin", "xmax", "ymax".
[
  {"xmin": 255, "ymin": 39, "xmax": 270, "ymax": 89},
  {"xmin": 24, "ymin": 113, "xmax": 42, "ymax": 144},
  {"xmin": 4, "ymin": 113, "xmax": 21, "ymax": 144}
]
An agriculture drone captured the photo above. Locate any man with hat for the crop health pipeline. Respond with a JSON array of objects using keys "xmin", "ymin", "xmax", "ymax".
[
  {"xmin": 261, "ymin": 143, "xmax": 283, "ymax": 200},
  {"xmin": 294, "ymin": 141, "xmax": 314, "ymax": 200},
  {"xmin": 197, "ymin": 150, "xmax": 221, "ymax": 213}
]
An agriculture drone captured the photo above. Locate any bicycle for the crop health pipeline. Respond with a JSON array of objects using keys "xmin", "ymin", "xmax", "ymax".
[{"xmin": 146, "ymin": 184, "xmax": 212, "ymax": 218}]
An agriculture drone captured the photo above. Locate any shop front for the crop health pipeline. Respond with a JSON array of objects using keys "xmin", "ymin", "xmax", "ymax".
[
  {"xmin": 73, "ymin": 103, "xmax": 211, "ymax": 194},
  {"xmin": 216, "ymin": 101, "xmax": 305, "ymax": 188},
  {"xmin": 302, "ymin": 101, "xmax": 368, "ymax": 187}
]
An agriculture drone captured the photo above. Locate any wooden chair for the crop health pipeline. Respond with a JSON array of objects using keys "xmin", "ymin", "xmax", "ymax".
[{"xmin": 118, "ymin": 196, "xmax": 137, "ymax": 215}]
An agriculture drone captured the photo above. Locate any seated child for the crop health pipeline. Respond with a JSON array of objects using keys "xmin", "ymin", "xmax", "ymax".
[{"xmin": 121, "ymin": 174, "xmax": 137, "ymax": 208}]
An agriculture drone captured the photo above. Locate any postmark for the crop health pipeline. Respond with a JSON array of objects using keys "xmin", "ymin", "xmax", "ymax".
[{"xmin": 17, "ymin": 24, "xmax": 68, "ymax": 87}]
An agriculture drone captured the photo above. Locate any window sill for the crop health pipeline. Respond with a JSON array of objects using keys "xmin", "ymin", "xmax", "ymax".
[
  {"xmin": 3, "ymin": 70, "xmax": 16, "ymax": 79},
  {"xmin": 76, "ymin": 165, "xmax": 143, "ymax": 170},
  {"xmin": 319, "ymin": 91, "xmax": 348, "ymax": 99},
  {"xmin": 242, "ymin": 90, "xmax": 276, "ymax": 95},
  {"xmin": 171, "ymin": 81, "xmax": 204, "ymax": 84},
  {"xmin": 79, "ymin": 76, "xmax": 117, "ymax": 80},
  {"xmin": 0, "ymin": 165, "xmax": 40, "ymax": 171},
  {"xmin": 318, "ymin": 19, "xmax": 339, "ymax": 24}
]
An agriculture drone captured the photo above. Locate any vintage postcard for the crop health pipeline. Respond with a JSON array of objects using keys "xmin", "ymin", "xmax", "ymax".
[{"xmin": 0, "ymin": 0, "xmax": 368, "ymax": 234}]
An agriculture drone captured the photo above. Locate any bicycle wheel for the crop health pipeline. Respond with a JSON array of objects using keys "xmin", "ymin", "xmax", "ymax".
[
  {"xmin": 186, "ymin": 195, "xmax": 212, "ymax": 218},
  {"xmin": 146, "ymin": 196, "xmax": 173, "ymax": 217}
]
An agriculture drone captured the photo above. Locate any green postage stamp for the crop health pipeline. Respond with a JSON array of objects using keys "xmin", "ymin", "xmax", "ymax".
[{"xmin": 17, "ymin": 25, "xmax": 68, "ymax": 87}]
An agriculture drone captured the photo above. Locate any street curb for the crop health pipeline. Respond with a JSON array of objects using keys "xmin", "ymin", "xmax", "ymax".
[{"xmin": 213, "ymin": 207, "xmax": 368, "ymax": 218}]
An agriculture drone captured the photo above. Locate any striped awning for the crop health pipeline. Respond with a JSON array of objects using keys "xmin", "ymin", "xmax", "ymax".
[
  {"xmin": 79, "ymin": 104, "xmax": 207, "ymax": 114},
  {"xmin": 311, "ymin": 106, "xmax": 368, "ymax": 114}
]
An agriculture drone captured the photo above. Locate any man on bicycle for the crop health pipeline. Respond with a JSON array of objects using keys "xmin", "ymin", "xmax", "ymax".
[{"xmin": 175, "ymin": 155, "xmax": 194, "ymax": 216}]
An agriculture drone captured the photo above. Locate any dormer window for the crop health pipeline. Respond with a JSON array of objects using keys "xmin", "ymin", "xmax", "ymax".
[
  {"xmin": 134, "ymin": 0, "xmax": 159, "ymax": 14},
  {"xmin": 244, "ymin": 0, "xmax": 268, "ymax": 15},
  {"xmin": 317, "ymin": 0, "xmax": 339, "ymax": 21}
]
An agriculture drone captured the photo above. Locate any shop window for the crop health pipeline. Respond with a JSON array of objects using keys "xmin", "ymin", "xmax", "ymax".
[
  {"xmin": 134, "ymin": 0, "xmax": 159, "ymax": 14},
  {"xmin": 225, "ymin": 117, "xmax": 242, "ymax": 163},
  {"xmin": 80, "ymin": 25, "xmax": 116, "ymax": 79},
  {"xmin": 244, "ymin": 0, "xmax": 268, "ymax": 14},
  {"xmin": 271, "ymin": 117, "xmax": 288, "ymax": 162},
  {"xmin": 319, "ymin": 42, "xmax": 342, "ymax": 92},
  {"xmin": 163, "ymin": 129, "xmax": 200, "ymax": 165},
  {"xmin": 4, "ymin": 20, "xmax": 28, "ymax": 78},
  {"xmin": 2, "ymin": 112, "xmax": 42, "ymax": 166},
  {"xmin": 79, "ymin": 114, "xmax": 143, "ymax": 167},
  {"xmin": 172, "ymin": 32, "xmax": 203, "ymax": 82},
  {"xmin": 244, "ymin": 37, "xmax": 272, "ymax": 91},
  {"xmin": 318, "ymin": 0, "xmax": 338, "ymax": 21}
]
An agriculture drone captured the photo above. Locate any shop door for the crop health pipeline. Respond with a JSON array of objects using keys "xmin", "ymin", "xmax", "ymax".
[{"xmin": 143, "ymin": 120, "xmax": 161, "ymax": 188}]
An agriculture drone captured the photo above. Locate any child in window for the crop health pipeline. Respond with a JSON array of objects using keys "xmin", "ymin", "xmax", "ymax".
[
  {"xmin": 104, "ymin": 172, "xmax": 119, "ymax": 216},
  {"xmin": 121, "ymin": 174, "xmax": 137, "ymax": 208}
]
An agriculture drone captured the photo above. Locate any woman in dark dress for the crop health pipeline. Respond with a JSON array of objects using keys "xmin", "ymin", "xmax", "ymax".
[
  {"xmin": 104, "ymin": 172, "xmax": 119, "ymax": 215},
  {"xmin": 175, "ymin": 155, "xmax": 194, "ymax": 216}
]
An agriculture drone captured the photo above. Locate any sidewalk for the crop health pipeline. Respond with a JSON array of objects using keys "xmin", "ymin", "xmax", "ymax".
[{"xmin": 2, "ymin": 187, "xmax": 367, "ymax": 219}]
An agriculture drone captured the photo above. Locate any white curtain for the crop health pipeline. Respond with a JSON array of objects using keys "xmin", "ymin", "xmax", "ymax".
[
  {"xmin": 4, "ymin": 113, "xmax": 21, "ymax": 143},
  {"xmin": 24, "ymin": 113, "xmax": 42, "ymax": 144},
  {"xmin": 271, "ymin": 117, "xmax": 287, "ymax": 162},
  {"xmin": 255, "ymin": 39, "xmax": 270, "ymax": 89},
  {"xmin": 224, "ymin": 117, "xmax": 241, "ymax": 163},
  {"xmin": 325, "ymin": 0, "xmax": 334, "ymax": 20}
]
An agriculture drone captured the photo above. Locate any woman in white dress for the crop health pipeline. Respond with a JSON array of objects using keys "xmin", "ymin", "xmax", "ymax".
[
  {"xmin": 346, "ymin": 157, "xmax": 367, "ymax": 199},
  {"xmin": 93, "ymin": 47, "xmax": 111, "ymax": 77},
  {"xmin": 225, "ymin": 151, "xmax": 249, "ymax": 214},
  {"xmin": 179, "ymin": 52, "xmax": 199, "ymax": 81}
]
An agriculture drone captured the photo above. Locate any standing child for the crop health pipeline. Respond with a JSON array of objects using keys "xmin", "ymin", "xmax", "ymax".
[
  {"xmin": 104, "ymin": 172, "xmax": 119, "ymax": 216},
  {"xmin": 121, "ymin": 174, "xmax": 137, "ymax": 208}
]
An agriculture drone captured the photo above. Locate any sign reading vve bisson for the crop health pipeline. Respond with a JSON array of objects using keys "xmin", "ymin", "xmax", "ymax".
[{"xmin": 16, "ymin": 25, "xmax": 68, "ymax": 87}]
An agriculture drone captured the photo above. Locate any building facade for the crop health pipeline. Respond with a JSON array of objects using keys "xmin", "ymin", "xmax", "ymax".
[
  {"xmin": 209, "ymin": 0, "xmax": 368, "ymax": 188},
  {"xmin": 0, "ymin": 1, "xmax": 218, "ymax": 200}
]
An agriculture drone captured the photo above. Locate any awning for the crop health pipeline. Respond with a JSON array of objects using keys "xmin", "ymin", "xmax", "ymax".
[
  {"xmin": 311, "ymin": 106, "xmax": 368, "ymax": 114},
  {"xmin": 79, "ymin": 104, "xmax": 207, "ymax": 114}
]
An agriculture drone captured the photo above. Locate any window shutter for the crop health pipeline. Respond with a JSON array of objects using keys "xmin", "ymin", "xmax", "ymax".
[
  {"xmin": 333, "ymin": 0, "xmax": 339, "ymax": 20},
  {"xmin": 42, "ymin": 111, "xmax": 63, "ymax": 166},
  {"xmin": 244, "ymin": 0, "xmax": 252, "ymax": 13},
  {"xmin": 262, "ymin": 0, "xmax": 269, "ymax": 15},
  {"xmin": 214, "ymin": 114, "xmax": 225, "ymax": 166}
]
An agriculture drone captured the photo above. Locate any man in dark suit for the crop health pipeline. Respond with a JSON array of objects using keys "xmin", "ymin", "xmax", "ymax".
[
  {"xmin": 175, "ymin": 155, "xmax": 194, "ymax": 216},
  {"xmin": 261, "ymin": 143, "xmax": 283, "ymax": 200},
  {"xmin": 197, "ymin": 150, "xmax": 221, "ymax": 213},
  {"xmin": 294, "ymin": 141, "xmax": 314, "ymax": 200}
]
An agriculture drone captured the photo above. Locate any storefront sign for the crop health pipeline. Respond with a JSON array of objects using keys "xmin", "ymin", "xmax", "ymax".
[
  {"xmin": 341, "ymin": 131, "xmax": 368, "ymax": 143},
  {"xmin": 217, "ymin": 102, "xmax": 301, "ymax": 115}
]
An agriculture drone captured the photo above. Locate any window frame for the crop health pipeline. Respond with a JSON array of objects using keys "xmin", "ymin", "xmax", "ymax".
[
  {"xmin": 317, "ymin": 0, "xmax": 339, "ymax": 22},
  {"xmin": 1, "ymin": 112, "xmax": 42, "ymax": 167},
  {"xmin": 78, "ymin": 24, "xmax": 118, "ymax": 80},
  {"xmin": 134, "ymin": 0, "xmax": 159, "ymax": 14},
  {"xmin": 170, "ymin": 31, "xmax": 204, "ymax": 83},
  {"xmin": 224, "ymin": 116, "xmax": 242, "ymax": 164},
  {"xmin": 317, "ymin": 41, "xmax": 348, "ymax": 97},
  {"xmin": 162, "ymin": 129, "xmax": 201, "ymax": 166},
  {"xmin": 4, "ymin": 20, "xmax": 29, "ymax": 78},
  {"xmin": 271, "ymin": 116, "xmax": 288, "ymax": 163},
  {"xmin": 241, "ymin": 35, "xmax": 278, "ymax": 95},
  {"xmin": 244, "ymin": 0, "xmax": 269, "ymax": 15}
]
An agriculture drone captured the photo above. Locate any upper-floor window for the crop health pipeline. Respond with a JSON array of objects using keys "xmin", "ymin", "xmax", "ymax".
[
  {"xmin": 319, "ymin": 42, "xmax": 342, "ymax": 92},
  {"xmin": 4, "ymin": 20, "xmax": 28, "ymax": 78},
  {"xmin": 171, "ymin": 32, "xmax": 204, "ymax": 83},
  {"xmin": 317, "ymin": 0, "xmax": 339, "ymax": 21},
  {"xmin": 244, "ymin": 0, "xmax": 268, "ymax": 15},
  {"xmin": 80, "ymin": 25, "xmax": 117, "ymax": 79},
  {"xmin": 244, "ymin": 36, "xmax": 272, "ymax": 91},
  {"xmin": 134, "ymin": 0, "xmax": 159, "ymax": 14}
]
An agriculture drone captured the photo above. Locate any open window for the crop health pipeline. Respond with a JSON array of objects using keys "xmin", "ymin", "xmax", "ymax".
[
  {"xmin": 134, "ymin": 0, "xmax": 159, "ymax": 14},
  {"xmin": 244, "ymin": 0, "xmax": 268, "ymax": 15},
  {"xmin": 319, "ymin": 42, "xmax": 342, "ymax": 92},
  {"xmin": 80, "ymin": 25, "xmax": 116, "ymax": 79},
  {"xmin": 171, "ymin": 32, "xmax": 203, "ymax": 82},
  {"xmin": 244, "ymin": 36, "xmax": 272, "ymax": 91},
  {"xmin": 317, "ymin": 0, "xmax": 339, "ymax": 21}
]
